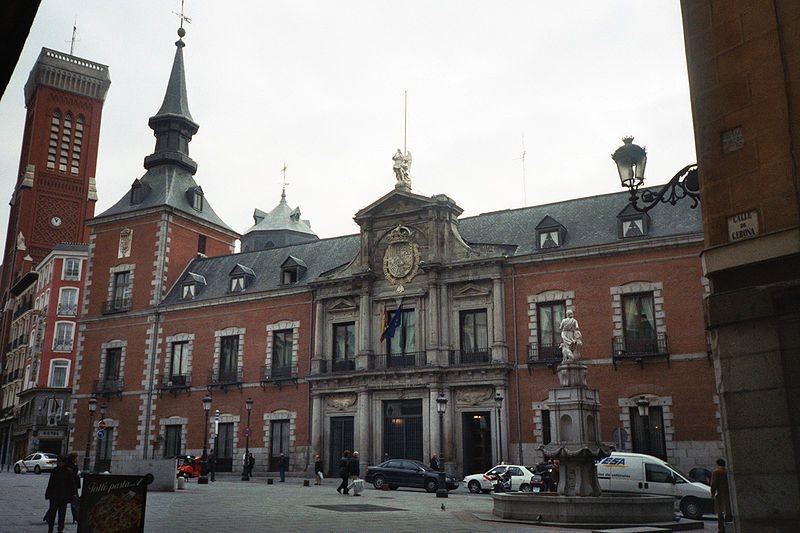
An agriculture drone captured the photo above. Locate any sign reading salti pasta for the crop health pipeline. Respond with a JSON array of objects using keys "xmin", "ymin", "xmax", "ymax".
[{"xmin": 78, "ymin": 473, "xmax": 152, "ymax": 533}]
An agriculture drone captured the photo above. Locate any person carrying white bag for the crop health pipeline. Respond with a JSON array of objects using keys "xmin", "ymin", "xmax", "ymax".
[{"xmin": 348, "ymin": 451, "xmax": 364, "ymax": 496}]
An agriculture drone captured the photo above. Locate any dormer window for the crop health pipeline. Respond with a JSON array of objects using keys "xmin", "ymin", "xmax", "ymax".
[
  {"xmin": 187, "ymin": 186, "xmax": 204, "ymax": 212},
  {"xmin": 179, "ymin": 272, "xmax": 206, "ymax": 300},
  {"xmin": 228, "ymin": 264, "xmax": 255, "ymax": 293},
  {"xmin": 280, "ymin": 256, "xmax": 307, "ymax": 285},
  {"xmin": 535, "ymin": 215, "xmax": 567, "ymax": 251},
  {"xmin": 130, "ymin": 179, "xmax": 150, "ymax": 205},
  {"xmin": 617, "ymin": 205, "xmax": 650, "ymax": 239}
]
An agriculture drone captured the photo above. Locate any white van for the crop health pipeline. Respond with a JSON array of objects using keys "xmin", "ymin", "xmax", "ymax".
[{"xmin": 596, "ymin": 452, "xmax": 712, "ymax": 520}]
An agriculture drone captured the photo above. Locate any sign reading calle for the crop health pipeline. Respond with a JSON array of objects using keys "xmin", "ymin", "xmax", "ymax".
[{"xmin": 728, "ymin": 210, "xmax": 759, "ymax": 242}]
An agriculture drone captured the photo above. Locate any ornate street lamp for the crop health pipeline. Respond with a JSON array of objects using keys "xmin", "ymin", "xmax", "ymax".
[
  {"xmin": 83, "ymin": 396, "xmax": 97, "ymax": 471},
  {"xmin": 494, "ymin": 392, "xmax": 504, "ymax": 464},
  {"xmin": 435, "ymin": 392, "xmax": 448, "ymax": 499},
  {"xmin": 241, "ymin": 397, "xmax": 254, "ymax": 481},
  {"xmin": 199, "ymin": 395, "xmax": 212, "ymax": 485},
  {"xmin": 636, "ymin": 396, "xmax": 650, "ymax": 418},
  {"xmin": 612, "ymin": 136, "xmax": 700, "ymax": 213}
]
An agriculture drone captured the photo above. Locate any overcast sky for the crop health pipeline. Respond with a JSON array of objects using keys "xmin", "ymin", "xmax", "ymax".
[{"xmin": 0, "ymin": 1, "xmax": 695, "ymax": 252}]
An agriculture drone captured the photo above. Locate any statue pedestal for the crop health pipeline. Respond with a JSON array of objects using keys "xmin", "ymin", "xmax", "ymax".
[{"xmin": 541, "ymin": 363, "xmax": 610, "ymax": 497}]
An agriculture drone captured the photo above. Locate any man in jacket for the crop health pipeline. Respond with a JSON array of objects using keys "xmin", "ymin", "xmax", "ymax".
[
  {"xmin": 349, "ymin": 451, "xmax": 361, "ymax": 496},
  {"xmin": 336, "ymin": 450, "xmax": 351, "ymax": 494},
  {"xmin": 430, "ymin": 453, "xmax": 440, "ymax": 471},
  {"xmin": 710, "ymin": 458, "xmax": 731, "ymax": 532},
  {"xmin": 278, "ymin": 453, "xmax": 288, "ymax": 482},
  {"xmin": 45, "ymin": 456, "xmax": 77, "ymax": 533}
]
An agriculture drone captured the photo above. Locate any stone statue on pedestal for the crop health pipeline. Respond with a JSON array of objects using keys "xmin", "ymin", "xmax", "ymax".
[
  {"xmin": 392, "ymin": 148, "xmax": 412, "ymax": 190},
  {"xmin": 559, "ymin": 309, "xmax": 582, "ymax": 364}
]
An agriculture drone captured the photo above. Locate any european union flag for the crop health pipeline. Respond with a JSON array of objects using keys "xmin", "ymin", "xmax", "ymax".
[{"xmin": 380, "ymin": 306, "xmax": 403, "ymax": 342}]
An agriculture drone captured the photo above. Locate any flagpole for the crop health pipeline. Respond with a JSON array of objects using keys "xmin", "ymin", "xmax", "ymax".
[{"xmin": 404, "ymin": 90, "xmax": 407, "ymax": 154}]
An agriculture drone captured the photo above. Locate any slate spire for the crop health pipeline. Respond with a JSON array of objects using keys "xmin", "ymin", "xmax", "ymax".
[{"xmin": 143, "ymin": 28, "xmax": 199, "ymax": 174}]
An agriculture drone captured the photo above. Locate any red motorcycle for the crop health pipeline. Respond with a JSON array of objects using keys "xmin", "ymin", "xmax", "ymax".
[{"xmin": 176, "ymin": 455, "xmax": 203, "ymax": 478}]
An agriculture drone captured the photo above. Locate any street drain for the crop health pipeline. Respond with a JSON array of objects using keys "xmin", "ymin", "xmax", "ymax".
[{"xmin": 308, "ymin": 504, "xmax": 406, "ymax": 512}]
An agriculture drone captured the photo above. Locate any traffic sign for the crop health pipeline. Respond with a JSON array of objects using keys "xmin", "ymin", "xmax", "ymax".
[
  {"xmin": 97, "ymin": 429, "xmax": 106, "ymax": 440},
  {"xmin": 244, "ymin": 427, "xmax": 251, "ymax": 437},
  {"xmin": 98, "ymin": 420, "xmax": 107, "ymax": 430},
  {"xmin": 214, "ymin": 410, "xmax": 220, "ymax": 422}
]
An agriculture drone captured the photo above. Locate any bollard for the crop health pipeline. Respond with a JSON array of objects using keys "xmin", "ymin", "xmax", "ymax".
[
  {"xmin": 267, "ymin": 478, "xmax": 273, "ymax": 485},
  {"xmin": 177, "ymin": 476, "xmax": 186, "ymax": 490},
  {"xmin": 303, "ymin": 479, "xmax": 310, "ymax": 487}
]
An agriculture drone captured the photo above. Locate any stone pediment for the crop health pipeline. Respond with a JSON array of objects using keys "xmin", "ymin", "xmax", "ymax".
[
  {"xmin": 453, "ymin": 283, "xmax": 490, "ymax": 299},
  {"xmin": 328, "ymin": 298, "xmax": 358, "ymax": 313},
  {"xmin": 354, "ymin": 190, "xmax": 463, "ymax": 223}
]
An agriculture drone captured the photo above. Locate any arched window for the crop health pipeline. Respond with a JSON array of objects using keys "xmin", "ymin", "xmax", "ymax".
[
  {"xmin": 60, "ymin": 113, "xmax": 73, "ymax": 172},
  {"xmin": 71, "ymin": 115, "xmax": 84, "ymax": 174},
  {"xmin": 47, "ymin": 110, "xmax": 61, "ymax": 169}
]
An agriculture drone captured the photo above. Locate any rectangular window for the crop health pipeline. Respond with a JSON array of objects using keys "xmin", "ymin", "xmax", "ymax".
[
  {"xmin": 541, "ymin": 409, "xmax": 552, "ymax": 445},
  {"xmin": 269, "ymin": 420, "xmax": 290, "ymax": 470},
  {"xmin": 63, "ymin": 258, "xmax": 81, "ymax": 280},
  {"xmin": 332, "ymin": 322, "xmax": 355, "ymax": 361},
  {"xmin": 282, "ymin": 268, "xmax": 298, "ymax": 284},
  {"xmin": 181, "ymin": 284, "xmax": 195, "ymax": 299},
  {"xmin": 230, "ymin": 276, "xmax": 244, "ymax": 292},
  {"xmin": 58, "ymin": 288, "xmax": 79, "ymax": 316},
  {"xmin": 537, "ymin": 301, "xmax": 565, "ymax": 359},
  {"xmin": 112, "ymin": 271, "xmax": 131, "ymax": 308},
  {"xmin": 198, "ymin": 234, "xmax": 207, "ymax": 255},
  {"xmin": 459, "ymin": 309, "xmax": 488, "ymax": 354},
  {"xmin": 48, "ymin": 360, "xmax": 69, "ymax": 388},
  {"xmin": 164, "ymin": 425, "xmax": 182, "ymax": 459},
  {"xmin": 170, "ymin": 342, "xmax": 189, "ymax": 379},
  {"xmin": 622, "ymin": 292, "xmax": 656, "ymax": 342},
  {"xmin": 53, "ymin": 322, "xmax": 74, "ymax": 351},
  {"xmin": 105, "ymin": 347, "xmax": 122, "ymax": 380},
  {"xmin": 272, "ymin": 330, "xmax": 293, "ymax": 370},
  {"xmin": 387, "ymin": 309, "xmax": 416, "ymax": 355},
  {"xmin": 219, "ymin": 335, "xmax": 239, "ymax": 377},
  {"xmin": 47, "ymin": 398, "xmax": 64, "ymax": 422}
]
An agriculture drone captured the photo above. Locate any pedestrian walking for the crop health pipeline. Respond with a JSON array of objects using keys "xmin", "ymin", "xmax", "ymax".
[
  {"xmin": 208, "ymin": 451, "xmax": 216, "ymax": 482},
  {"xmin": 711, "ymin": 458, "xmax": 731, "ymax": 532},
  {"xmin": 348, "ymin": 451, "xmax": 363, "ymax": 496},
  {"xmin": 247, "ymin": 452, "xmax": 255, "ymax": 477},
  {"xmin": 44, "ymin": 456, "xmax": 78, "ymax": 533},
  {"xmin": 314, "ymin": 454, "xmax": 324, "ymax": 485},
  {"xmin": 67, "ymin": 453, "xmax": 80, "ymax": 523},
  {"xmin": 278, "ymin": 453, "xmax": 288, "ymax": 482},
  {"xmin": 336, "ymin": 450, "xmax": 351, "ymax": 494},
  {"xmin": 430, "ymin": 453, "xmax": 440, "ymax": 471}
]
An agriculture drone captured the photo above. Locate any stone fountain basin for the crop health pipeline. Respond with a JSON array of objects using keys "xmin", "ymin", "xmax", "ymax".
[{"xmin": 492, "ymin": 492, "xmax": 675, "ymax": 524}]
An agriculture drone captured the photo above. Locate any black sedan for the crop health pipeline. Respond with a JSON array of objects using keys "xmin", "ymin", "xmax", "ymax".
[{"xmin": 365, "ymin": 459, "xmax": 459, "ymax": 492}]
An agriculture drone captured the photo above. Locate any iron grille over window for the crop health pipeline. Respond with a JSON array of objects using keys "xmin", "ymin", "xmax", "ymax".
[{"xmin": 164, "ymin": 425, "xmax": 181, "ymax": 458}]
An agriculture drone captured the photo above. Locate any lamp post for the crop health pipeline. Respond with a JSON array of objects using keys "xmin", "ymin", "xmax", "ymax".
[
  {"xmin": 612, "ymin": 136, "xmax": 700, "ymax": 213},
  {"xmin": 241, "ymin": 397, "xmax": 253, "ymax": 481},
  {"xmin": 435, "ymin": 392, "xmax": 448, "ymax": 498},
  {"xmin": 636, "ymin": 395, "xmax": 652, "ymax": 453},
  {"xmin": 83, "ymin": 396, "xmax": 97, "ymax": 472},
  {"xmin": 199, "ymin": 395, "xmax": 212, "ymax": 485},
  {"xmin": 495, "ymin": 392, "xmax": 504, "ymax": 464},
  {"xmin": 94, "ymin": 403, "xmax": 107, "ymax": 471}
]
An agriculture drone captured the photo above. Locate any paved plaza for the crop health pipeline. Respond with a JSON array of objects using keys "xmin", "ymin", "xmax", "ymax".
[{"xmin": 0, "ymin": 471, "xmax": 719, "ymax": 532}]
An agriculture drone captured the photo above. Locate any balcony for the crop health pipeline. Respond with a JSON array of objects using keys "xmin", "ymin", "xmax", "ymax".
[
  {"xmin": 57, "ymin": 303, "xmax": 78, "ymax": 316},
  {"xmin": 260, "ymin": 365, "xmax": 296, "ymax": 387},
  {"xmin": 12, "ymin": 300, "xmax": 33, "ymax": 320},
  {"xmin": 93, "ymin": 378, "xmax": 124, "ymax": 396},
  {"xmin": 102, "ymin": 297, "xmax": 131, "ymax": 315},
  {"xmin": 207, "ymin": 368, "xmax": 243, "ymax": 390},
  {"xmin": 36, "ymin": 413, "xmax": 69, "ymax": 427},
  {"xmin": 318, "ymin": 358, "xmax": 356, "ymax": 375},
  {"xmin": 448, "ymin": 349, "xmax": 491, "ymax": 366},
  {"xmin": 370, "ymin": 352, "xmax": 427, "ymax": 370},
  {"xmin": 53, "ymin": 341, "xmax": 74, "ymax": 352},
  {"xmin": 159, "ymin": 374, "xmax": 191, "ymax": 394},
  {"xmin": 527, "ymin": 342, "xmax": 563, "ymax": 367},
  {"xmin": 612, "ymin": 332, "xmax": 669, "ymax": 368}
]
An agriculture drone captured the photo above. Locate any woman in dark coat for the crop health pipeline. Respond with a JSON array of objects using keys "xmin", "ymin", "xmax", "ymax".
[
  {"xmin": 313, "ymin": 454, "xmax": 324, "ymax": 485},
  {"xmin": 336, "ymin": 450, "xmax": 351, "ymax": 494},
  {"xmin": 45, "ymin": 456, "xmax": 78, "ymax": 533}
]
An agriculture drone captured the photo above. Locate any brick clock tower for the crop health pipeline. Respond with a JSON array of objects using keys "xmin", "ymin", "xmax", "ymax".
[{"xmin": 0, "ymin": 48, "xmax": 110, "ymax": 309}]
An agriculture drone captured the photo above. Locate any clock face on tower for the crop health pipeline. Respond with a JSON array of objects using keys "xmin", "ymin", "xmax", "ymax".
[{"xmin": 50, "ymin": 216, "xmax": 62, "ymax": 227}]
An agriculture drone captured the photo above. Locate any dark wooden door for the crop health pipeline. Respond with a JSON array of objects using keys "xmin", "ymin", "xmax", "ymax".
[
  {"xmin": 462, "ymin": 411, "xmax": 492, "ymax": 476},
  {"xmin": 328, "ymin": 417, "xmax": 354, "ymax": 476}
]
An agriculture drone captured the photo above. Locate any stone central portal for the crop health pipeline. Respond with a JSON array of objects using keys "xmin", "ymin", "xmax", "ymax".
[{"xmin": 383, "ymin": 400, "xmax": 423, "ymax": 461}]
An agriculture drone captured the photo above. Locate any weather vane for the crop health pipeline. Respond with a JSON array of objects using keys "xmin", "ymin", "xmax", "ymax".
[
  {"xmin": 281, "ymin": 163, "xmax": 289, "ymax": 198},
  {"xmin": 65, "ymin": 16, "xmax": 79, "ymax": 56},
  {"xmin": 173, "ymin": 0, "xmax": 192, "ymax": 36}
]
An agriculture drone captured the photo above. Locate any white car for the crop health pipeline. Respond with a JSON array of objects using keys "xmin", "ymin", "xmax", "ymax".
[
  {"xmin": 464, "ymin": 464, "xmax": 536, "ymax": 493},
  {"xmin": 14, "ymin": 452, "xmax": 58, "ymax": 474}
]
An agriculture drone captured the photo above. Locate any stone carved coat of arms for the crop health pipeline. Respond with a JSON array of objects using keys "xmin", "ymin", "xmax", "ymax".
[{"xmin": 382, "ymin": 225, "xmax": 420, "ymax": 286}]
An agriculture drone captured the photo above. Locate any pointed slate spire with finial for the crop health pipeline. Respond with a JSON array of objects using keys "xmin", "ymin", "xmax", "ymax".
[{"xmin": 143, "ymin": 27, "xmax": 199, "ymax": 174}]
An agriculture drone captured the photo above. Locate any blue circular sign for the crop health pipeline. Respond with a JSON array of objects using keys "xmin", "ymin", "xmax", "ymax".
[{"xmin": 96, "ymin": 429, "xmax": 106, "ymax": 440}]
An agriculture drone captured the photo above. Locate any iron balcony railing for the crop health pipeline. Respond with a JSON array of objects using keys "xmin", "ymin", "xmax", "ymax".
[
  {"xmin": 612, "ymin": 332, "xmax": 669, "ymax": 367},
  {"xmin": 12, "ymin": 300, "xmax": 33, "ymax": 320},
  {"xmin": 371, "ymin": 352, "xmax": 427, "ymax": 370},
  {"xmin": 447, "ymin": 349, "xmax": 491, "ymax": 366},
  {"xmin": 160, "ymin": 374, "xmax": 191, "ymax": 390},
  {"xmin": 93, "ymin": 378, "xmax": 124, "ymax": 395},
  {"xmin": 261, "ymin": 364, "xmax": 294, "ymax": 382},
  {"xmin": 53, "ymin": 341, "xmax": 74, "ymax": 352},
  {"xmin": 36, "ymin": 413, "xmax": 69, "ymax": 427},
  {"xmin": 527, "ymin": 342, "xmax": 563, "ymax": 366},
  {"xmin": 208, "ymin": 368, "xmax": 243, "ymax": 388},
  {"xmin": 57, "ymin": 303, "xmax": 78, "ymax": 316},
  {"xmin": 102, "ymin": 296, "xmax": 131, "ymax": 315}
]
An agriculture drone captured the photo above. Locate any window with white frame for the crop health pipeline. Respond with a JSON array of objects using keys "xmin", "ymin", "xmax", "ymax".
[
  {"xmin": 181, "ymin": 283, "xmax": 195, "ymax": 300},
  {"xmin": 58, "ymin": 287, "xmax": 79, "ymax": 316},
  {"xmin": 62, "ymin": 258, "xmax": 81, "ymax": 281},
  {"xmin": 48, "ymin": 359, "xmax": 70, "ymax": 388},
  {"xmin": 53, "ymin": 322, "xmax": 75, "ymax": 352}
]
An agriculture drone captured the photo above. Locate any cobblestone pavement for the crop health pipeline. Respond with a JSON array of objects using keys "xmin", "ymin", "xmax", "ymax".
[{"xmin": 0, "ymin": 471, "xmax": 719, "ymax": 532}]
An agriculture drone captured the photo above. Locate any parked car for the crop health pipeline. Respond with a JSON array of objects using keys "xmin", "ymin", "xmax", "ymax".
[
  {"xmin": 14, "ymin": 452, "xmax": 58, "ymax": 474},
  {"xmin": 463, "ymin": 464, "xmax": 536, "ymax": 493},
  {"xmin": 365, "ymin": 459, "xmax": 459, "ymax": 492},
  {"xmin": 596, "ymin": 452, "xmax": 713, "ymax": 520}
]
